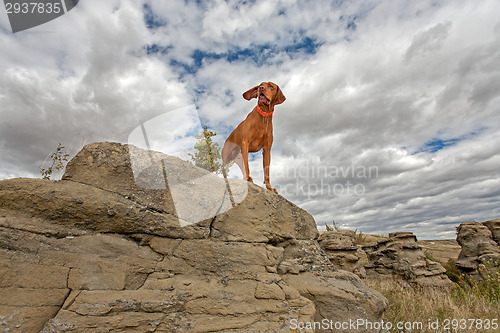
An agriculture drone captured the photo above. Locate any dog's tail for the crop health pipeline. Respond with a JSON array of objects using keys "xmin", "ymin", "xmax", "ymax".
[{"xmin": 222, "ymin": 165, "xmax": 236, "ymax": 208}]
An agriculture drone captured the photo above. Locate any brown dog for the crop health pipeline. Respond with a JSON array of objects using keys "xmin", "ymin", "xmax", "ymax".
[{"xmin": 222, "ymin": 82, "xmax": 286, "ymax": 193}]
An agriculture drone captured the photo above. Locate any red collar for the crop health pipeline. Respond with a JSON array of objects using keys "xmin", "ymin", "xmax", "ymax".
[{"xmin": 256, "ymin": 104, "xmax": 274, "ymax": 117}]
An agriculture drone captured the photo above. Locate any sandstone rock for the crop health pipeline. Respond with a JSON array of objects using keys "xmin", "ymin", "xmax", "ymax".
[
  {"xmin": 279, "ymin": 239, "xmax": 387, "ymax": 329},
  {"xmin": 210, "ymin": 182, "xmax": 318, "ymax": 243},
  {"xmin": 482, "ymin": 219, "xmax": 500, "ymax": 245},
  {"xmin": 62, "ymin": 142, "xmax": 233, "ymax": 228},
  {"xmin": 0, "ymin": 178, "xmax": 209, "ymax": 239},
  {"xmin": 0, "ymin": 142, "xmax": 387, "ymax": 332},
  {"xmin": 62, "ymin": 142, "xmax": 318, "ymax": 242},
  {"xmin": 456, "ymin": 221, "xmax": 500, "ymax": 280},
  {"xmin": 318, "ymin": 230, "xmax": 367, "ymax": 278},
  {"xmin": 0, "ymin": 210, "xmax": 161, "ymax": 332},
  {"xmin": 362, "ymin": 232, "xmax": 452, "ymax": 288}
]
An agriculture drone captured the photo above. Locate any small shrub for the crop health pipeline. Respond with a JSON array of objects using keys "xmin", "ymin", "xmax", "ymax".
[
  {"xmin": 403, "ymin": 268, "xmax": 416, "ymax": 281},
  {"xmin": 355, "ymin": 229, "xmax": 366, "ymax": 244},
  {"xmin": 444, "ymin": 259, "xmax": 499, "ymax": 304},
  {"xmin": 189, "ymin": 127, "xmax": 232, "ymax": 175},
  {"xmin": 443, "ymin": 259, "xmax": 478, "ymax": 288},
  {"xmin": 325, "ymin": 220, "xmax": 340, "ymax": 232},
  {"xmin": 475, "ymin": 260, "xmax": 500, "ymax": 303},
  {"xmin": 40, "ymin": 143, "xmax": 69, "ymax": 180},
  {"xmin": 424, "ymin": 251, "xmax": 437, "ymax": 262},
  {"xmin": 443, "ymin": 259, "xmax": 465, "ymax": 284}
]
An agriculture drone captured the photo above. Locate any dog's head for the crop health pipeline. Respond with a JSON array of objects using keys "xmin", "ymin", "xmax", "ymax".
[{"xmin": 243, "ymin": 82, "xmax": 286, "ymax": 107}]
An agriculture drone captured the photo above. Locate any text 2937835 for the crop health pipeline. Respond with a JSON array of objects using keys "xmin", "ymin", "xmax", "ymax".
[{"xmin": 5, "ymin": 1, "xmax": 62, "ymax": 14}]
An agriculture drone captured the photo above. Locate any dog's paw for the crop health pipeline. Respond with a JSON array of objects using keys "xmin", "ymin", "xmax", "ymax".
[
  {"xmin": 246, "ymin": 176, "xmax": 253, "ymax": 183},
  {"xmin": 267, "ymin": 186, "xmax": 278, "ymax": 194}
]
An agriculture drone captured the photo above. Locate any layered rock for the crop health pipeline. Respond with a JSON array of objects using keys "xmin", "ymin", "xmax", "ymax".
[
  {"xmin": 0, "ymin": 142, "xmax": 387, "ymax": 333},
  {"xmin": 362, "ymin": 232, "xmax": 452, "ymax": 288},
  {"xmin": 317, "ymin": 230, "xmax": 367, "ymax": 278},
  {"xmin": 482, "ymin": 219, "xmax": 500, "ymax": 245},
  {"xmin": 456, "ymin": 220, "xmax": 500, "ymax": 280}
]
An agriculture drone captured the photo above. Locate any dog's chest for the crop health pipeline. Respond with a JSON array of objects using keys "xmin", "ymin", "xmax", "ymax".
[{"xmin": 248, "ymin": 128, "xmax": 272, "ymax": 152}]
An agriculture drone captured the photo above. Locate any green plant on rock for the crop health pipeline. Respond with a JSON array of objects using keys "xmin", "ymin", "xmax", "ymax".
[
  {"xmin": 40, "ymin": 143, "xmax": 69, "ymax": 180},
  {"xmin": 425, "ymin": 251, "xmax": 437, "ymax": 262},
  {"xmin": 355, "ymin": 228, "xmax": 366, "ymax": 244},
  {"xmin": 325, "ymin": 219, "xmax": 340, "ymax": 232},
  {"xmin": 403, "ymin": 268, "xmax": 416, "ymax": 281}
]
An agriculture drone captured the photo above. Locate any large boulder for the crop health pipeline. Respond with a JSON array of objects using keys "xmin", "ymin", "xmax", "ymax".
[
  {"xmin": 456, "ymin": 220, "xmax": 500, "ymax": 280},
  {"xmin": 0, "ymin": 142, "xmax": 387, "ymax": 333}
]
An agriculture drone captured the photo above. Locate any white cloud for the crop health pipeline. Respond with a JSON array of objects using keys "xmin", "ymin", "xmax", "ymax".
[{"xmin": 405, "ymin": 21, "xmax": 452, "ymax": 60}]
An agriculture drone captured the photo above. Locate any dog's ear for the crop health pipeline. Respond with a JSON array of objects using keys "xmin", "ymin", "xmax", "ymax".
[
  {"xmin": 272, "ymin": 87, "xmax": 286, "ymax": 105},
  {"xmin": 243, "ymin": 86, "xmax": 259, "ymax": 100}
]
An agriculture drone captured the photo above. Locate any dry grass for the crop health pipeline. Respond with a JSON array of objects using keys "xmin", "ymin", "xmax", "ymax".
[{"xmin": 366, "ymin": 261, "xmax": 500, "ymax": 333}]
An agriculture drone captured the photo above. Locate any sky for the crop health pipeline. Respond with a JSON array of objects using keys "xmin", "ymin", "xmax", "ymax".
[{"xmin": 1, "ymin": 0, "xmax": 500, "ymax": 239}]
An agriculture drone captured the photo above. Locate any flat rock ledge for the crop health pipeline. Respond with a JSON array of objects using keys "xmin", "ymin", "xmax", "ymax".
[{"xmin": 0, "ymin": 142, "xmax": 387, "ymax": 333}]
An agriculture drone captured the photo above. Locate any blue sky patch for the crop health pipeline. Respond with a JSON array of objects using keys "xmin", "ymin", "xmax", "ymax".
[
  {"xmin": 144, "ymin": 44, "xmax": 172, "ymax": 55},
  {"xmin": 415, "ymin": 128, "xmax": 487, "ymax": 154},
  {"xmin": 340, "ymin": 14, "xmax": 359, "ymax": 31},
  {"xmin": 285, "ymin": 37, "xmax": 320, "ymax": 55},
  {"xmin": 143, "ymin": 3, "xmax": 166, "ymax": 29},
  {"xmin": 161, "ymin": 37, "xmax": 322, "ymax": 76},
  {"xmin": 420, "ymin": 137, "xmax": 462, "ymax": 153}
]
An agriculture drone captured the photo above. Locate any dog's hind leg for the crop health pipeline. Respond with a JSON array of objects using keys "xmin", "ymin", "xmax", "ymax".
[
  {"xmin": 221, "ymin": 142, "xmax": 239, "ymax": 207},
  {"xmin": 221, "ymin": 166, "xmax": 236, "ymax": 208},
  {"xmin": 222, "ymin": 141, "xmax": 237, "ymax": 164},
  {"xmin": 233, "ymin": 152, "xmax": 245, "ymax": 177}
]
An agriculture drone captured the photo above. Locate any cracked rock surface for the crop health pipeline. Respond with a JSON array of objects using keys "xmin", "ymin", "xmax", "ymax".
[{"xmin": 0, "ymin": 142, "xmax": 387, "ymax": 332}]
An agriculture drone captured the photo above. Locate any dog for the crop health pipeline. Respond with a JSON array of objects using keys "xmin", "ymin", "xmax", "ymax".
[{"xmin": 221, "ymin": 82, "xmax": 286, "ymax": 193}]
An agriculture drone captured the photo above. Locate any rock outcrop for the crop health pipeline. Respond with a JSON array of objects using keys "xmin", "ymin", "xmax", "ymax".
[
  {"xmin": 318, "ymin": 231, "xmax": 452, "ymax": 288},
  {"xmin": 317, "ymin": 230, "xmax": 368, "ymax": 278},
  {"xmin": 481, "ymin": 219, "xmax": 500, "ymax": 245},
  {"xmin": 0, "ymin": 142, "xmax": 387, "ymax": 333},
  {"xmin": 362, "ymin": 232, "xmax": 452, "ymax": 288},
  {"xmin": 456, "ymin": 220, "xmax": 500, "ymax": 280}
]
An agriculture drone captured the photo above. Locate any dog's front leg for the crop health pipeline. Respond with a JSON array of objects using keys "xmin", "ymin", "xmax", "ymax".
[
  {"xmin": 263, "ymin": 147, "xmax": 276, "ymax": 193},
  {"xmin": 241, "ymin": 142, "xmax": 253, "ymax": 183}
]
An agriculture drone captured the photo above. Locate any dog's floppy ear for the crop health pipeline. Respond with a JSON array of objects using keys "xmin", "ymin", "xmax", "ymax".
[
  {"xmin": 272, "ymin": 87, "xmax": 286, "ymax": 105},
  {"xmin": 243, "ymin": 86, "xmax": 259, "ymax": 100}
]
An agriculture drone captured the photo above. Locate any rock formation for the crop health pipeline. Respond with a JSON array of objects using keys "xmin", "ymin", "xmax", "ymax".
[
  {"xmin": 362, "ymin": 232, "xmax": 452, "ymax": 288},
  {"xmin": 456, "ymin": 220, "xmax": 500, "ymax": 280},
  {"xmin": 482, "ymin": 219, "xmax": 500, "ymax": 245},
  {"xmin": 317, "ymin": 230, "xmax": 368, "ymax": 278},
  {"xmin": 0, "ymin": 142, "xmax": 387, "ymax": 332}
]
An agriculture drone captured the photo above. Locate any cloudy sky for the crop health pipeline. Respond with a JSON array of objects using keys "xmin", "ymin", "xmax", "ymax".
[{"xmin": 1, "ymin": 0, "xmax": 499, "ymax": 239}]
